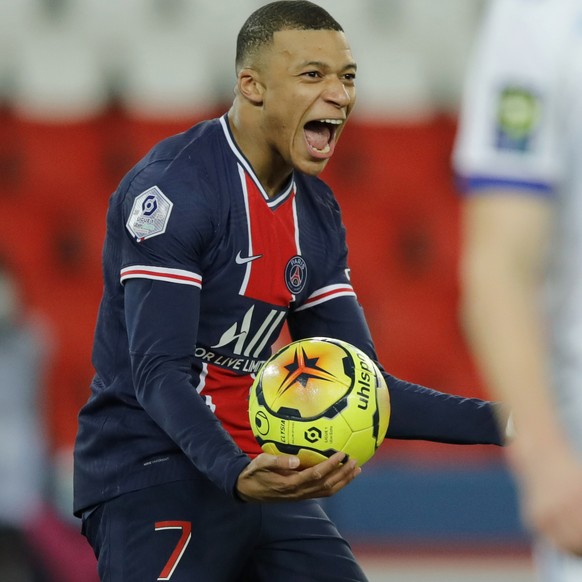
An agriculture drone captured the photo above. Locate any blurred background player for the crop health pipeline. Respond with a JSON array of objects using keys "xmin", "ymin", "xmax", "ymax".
[
  {"xmin": 454, "ymin": 0, "xmax": 582, "ymax": 577},
  {"xmin": 0, "ymin": 258, "xmax": 50, "ymax": 581}
]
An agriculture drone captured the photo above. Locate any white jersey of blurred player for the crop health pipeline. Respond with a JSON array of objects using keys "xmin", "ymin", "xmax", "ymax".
[{"xmin": 454, "ymin": 0, "xmax": 582, "ymax": 579}]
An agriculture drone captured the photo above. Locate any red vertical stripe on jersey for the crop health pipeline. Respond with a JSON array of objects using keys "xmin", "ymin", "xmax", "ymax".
[
  {"xmin": 242, "ymin": 174, "xmax": 298, "ymax": 305},
  {"xmin": 201, "ymin": 365, "xmax": 263, "ymax": 457}
]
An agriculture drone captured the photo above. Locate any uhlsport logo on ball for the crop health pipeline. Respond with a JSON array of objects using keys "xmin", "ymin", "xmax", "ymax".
[{"xmin": 248, "ymin": 337, "xmax": 390, "ymax": 467}]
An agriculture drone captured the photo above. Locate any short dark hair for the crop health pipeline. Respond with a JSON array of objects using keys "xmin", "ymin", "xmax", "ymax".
[{"xmin": 236, "ymin": 1, "xmax": 343, "ymax": 72}]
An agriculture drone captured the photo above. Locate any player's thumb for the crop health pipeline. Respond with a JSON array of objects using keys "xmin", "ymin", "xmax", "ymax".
[{"xmin": 272, "ymin": 454, "xmax": 300, "ymax": 470}]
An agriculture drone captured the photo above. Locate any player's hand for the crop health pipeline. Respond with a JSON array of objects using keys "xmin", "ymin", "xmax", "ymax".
[
  {"xmin": 507, "ymin": 442, "xmax": 582, "ymax": 556},
  {"xmin": 235, "ymin": 451, "xmax": 361, "ymax": 503}
]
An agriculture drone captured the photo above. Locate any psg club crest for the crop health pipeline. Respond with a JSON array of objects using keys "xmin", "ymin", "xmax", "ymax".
[
  {"xmin": 126, "ymin": 185, "xmax": 173, "ymax": 242},
  {"xmin": 285, "ymin": 255, "xmax": 307, "ymax": 295}
]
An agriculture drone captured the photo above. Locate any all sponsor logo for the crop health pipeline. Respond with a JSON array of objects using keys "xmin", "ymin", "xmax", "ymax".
[
  {"xmin": 195, "ymin": 306, "xmax": 286, "ymax": 372},
  {"xmin": 194, "ymin": 346, "xmax": 267, "ymax": 374}
]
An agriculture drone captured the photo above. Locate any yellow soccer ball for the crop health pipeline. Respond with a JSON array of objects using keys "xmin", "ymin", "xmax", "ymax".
[{"xmin": 248, "ymin": 337, "xmax": 390, "ymax": 467}]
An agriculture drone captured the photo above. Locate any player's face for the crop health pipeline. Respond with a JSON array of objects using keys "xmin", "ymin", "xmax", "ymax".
[{"xmin": 258, "ymin": 29, "xmax": 357, "ymax": 176}]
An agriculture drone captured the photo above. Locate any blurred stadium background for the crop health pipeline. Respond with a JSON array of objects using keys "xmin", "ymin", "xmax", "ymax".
[{"xmin": 0, "ymin": 0, "xmax": 536, "ymax": 580}]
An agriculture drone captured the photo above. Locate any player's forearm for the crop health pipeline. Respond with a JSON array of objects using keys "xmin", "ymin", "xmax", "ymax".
[
  {"xmin": 384, "ymin": 372, "xmax": 506, "ymax": 444},
  {"xmin": 126, "ymin": 278, "xmax": 251, "ymax": 496},
  {"xmin": 461, "ymin": 239, "xmax": 564, "ymax": 456},
  {"xmin": 460, "ymin": 192, "xmax": 567, "ymax": 456},
  {"xmin": 132, "ymin": 352, "xmax": 251, "ymax": 493}
]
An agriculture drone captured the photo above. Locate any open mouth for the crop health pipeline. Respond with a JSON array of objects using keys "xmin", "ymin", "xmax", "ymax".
[{"xmin": 304, "ymin": 119, "xmax": 342, "ymax": 159}]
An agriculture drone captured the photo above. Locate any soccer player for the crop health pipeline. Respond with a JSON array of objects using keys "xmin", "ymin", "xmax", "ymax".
[
  {"xmin": 75, "ymin": 2, "xmax": 507, "ymax": 580},
  {"xmin": 454, "ymin": 0, "xmax": 582, "ymax": 576}
]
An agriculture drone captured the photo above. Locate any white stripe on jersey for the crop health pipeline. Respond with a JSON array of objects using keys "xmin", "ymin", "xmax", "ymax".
[
  {"xmin": 294, "ymin": 283, "xmax": 356, "ymax": 312},
  {"xmin": 195, "ymin": 362, "xmax": 216, "ymax": 412},
  {"xmin": 120, "ymin": 265, "xmax": 202, "ymax": 288},
  {"xmin": 238, "ymin": 164, "xmax": 254, "ymax": 296}
]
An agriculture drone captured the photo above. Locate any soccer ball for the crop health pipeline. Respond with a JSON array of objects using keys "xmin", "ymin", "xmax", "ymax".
[{"xmin": 248, "ymin": 337, "xmax": 390, "ymax": 467}]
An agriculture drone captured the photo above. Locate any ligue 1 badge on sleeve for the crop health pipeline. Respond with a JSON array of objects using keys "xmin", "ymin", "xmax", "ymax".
[
  {"xmin": 495, "ymin": 86, "xmax": 540, "ymax": 152},
  {"xmin": 126, "ymin": 185, "xmax": 173, "ymax": 242}
]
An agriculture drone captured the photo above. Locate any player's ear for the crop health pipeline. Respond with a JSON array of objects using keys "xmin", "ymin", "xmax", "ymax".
[{"xmin": 237, "ymin": 68, "xmax": 264, "ymax": 105}]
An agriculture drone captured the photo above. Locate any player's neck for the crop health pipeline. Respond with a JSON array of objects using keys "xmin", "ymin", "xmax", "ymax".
[{"xmin": 227, "ymin": 106, "xmax": 293, "ymax": 198}]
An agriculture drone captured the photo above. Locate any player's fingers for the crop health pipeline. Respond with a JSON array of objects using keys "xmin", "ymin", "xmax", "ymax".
[
  {"xmin": 282, "ymin": 457, "xmax": 358, "ymax": 499},
  {"xmin": 547, "ymin": 524, "xmax": 582, "ymax": 556},
  {"xmin": 560, "ymin": 531, "xmax": 582, "ymax": 556},
  {"xmin": 318, "ymin": 460, "xmax": 361, "ymax": 496},
  {"xmin": 274, "ymin": 453, "xmax": 301, "ymax": 471},
  {"xmin": 524, "ymin": 493, "xmax": 582, "ymax": 556},
  {"xmin": 253, "ymin": 452, "xmax": 300, "ymax": 472},
  {"xmin": 295, "ymin": 453, "xmax": 357, "ymax": 495},
  {"xmin": 545, "ymin": 513, "xmax": 582, "ymax": 556},
  {"xmin": 246, "ymin": 452, "xmax": 356, "ymax": 500},
  {"xmin": 299, "ymin": 451, "xmax": 347, "ymax": 482}
]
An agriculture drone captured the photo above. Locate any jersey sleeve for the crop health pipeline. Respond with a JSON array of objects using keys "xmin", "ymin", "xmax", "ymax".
[
  {"xmin": 124, "ymin": 278, "xmax": 250, "ymax": 497},
  {"xmin": 119, "ymin": 159, "xmax": 217, "ymax": 282},
  {"xmin": 118, "ymin": 161, "xmax": 251, "ymax": 497},
  {"xmin": 453, "ymin": 0, "xmax": 566, "ymax": 195}
]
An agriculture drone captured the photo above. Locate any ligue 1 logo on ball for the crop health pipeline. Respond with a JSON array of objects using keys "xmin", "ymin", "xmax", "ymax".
[
  {"xmin": 285, "ymin": 255, "xmax": 307, "ymax": 294},
  {"xmin": 304, "ymin": 426, "xmax": 322, "ymax": 443}
]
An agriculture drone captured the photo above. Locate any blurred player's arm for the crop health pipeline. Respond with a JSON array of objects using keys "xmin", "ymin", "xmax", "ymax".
[
  {"xmin": 460, "ymin": 191, "xmax": 555, "ymax": 455},
  {"xmin": 460, "ymin": 189, "xmax": 582, "ymax": 554}
]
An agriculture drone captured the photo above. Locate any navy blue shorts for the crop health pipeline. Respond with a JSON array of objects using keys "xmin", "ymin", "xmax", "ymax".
[{"xmin": 82, "ymin": 479, "xmax": 367, "ymax": 581}]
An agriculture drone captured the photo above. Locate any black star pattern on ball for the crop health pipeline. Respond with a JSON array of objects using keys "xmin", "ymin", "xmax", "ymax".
[{"xmin": 278, "ymin": 346, "xmax": 337, "ymax": 395}]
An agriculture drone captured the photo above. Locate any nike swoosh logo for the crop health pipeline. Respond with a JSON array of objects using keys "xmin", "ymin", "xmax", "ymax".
[{"xmin": 235, "ymin": 251, "xmax": 263, "ymax": 265}]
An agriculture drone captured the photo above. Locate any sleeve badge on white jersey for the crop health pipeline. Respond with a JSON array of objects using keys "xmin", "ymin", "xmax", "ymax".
[
  {"xmin": 126, "ymin": 186, "xmax": 173, "ymax": 242},
  {"xmin": 496, "ymin": 86, "xmax": 541, "ymax": 152}
]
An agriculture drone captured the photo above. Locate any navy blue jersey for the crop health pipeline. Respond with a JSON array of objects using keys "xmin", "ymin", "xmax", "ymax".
[{"xmin": 74, "ymin": 114, "xmax": 504, "ymax": 516}]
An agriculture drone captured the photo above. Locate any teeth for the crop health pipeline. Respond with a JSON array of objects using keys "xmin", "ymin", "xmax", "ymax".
[
  {"xmin": 313, "ymin": 143, "xmax": 331, "ymax": 154},
  {"xmin": 319, "ymin": 119, "xmax": 342, "ymax": 125}
]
